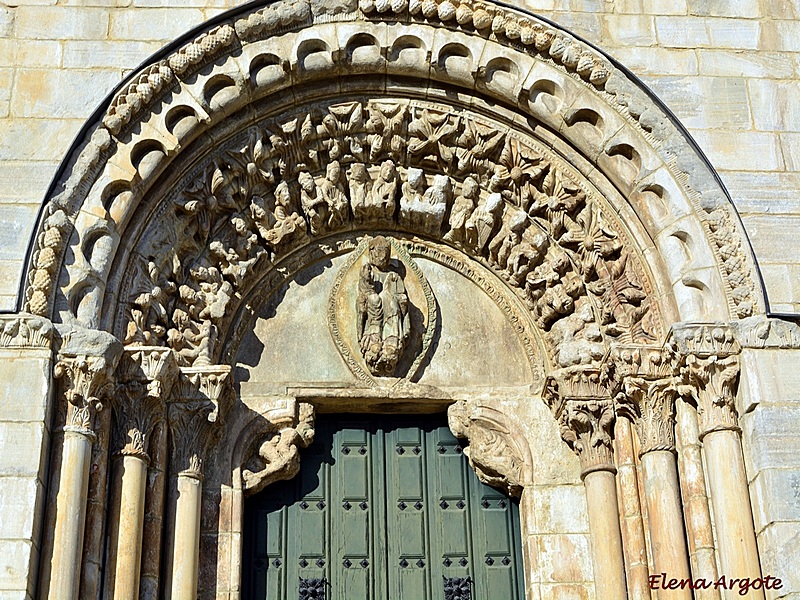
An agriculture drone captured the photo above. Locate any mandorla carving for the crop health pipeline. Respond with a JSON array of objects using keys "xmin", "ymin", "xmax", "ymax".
[
  {"xmin": 120, "ymin": 100, "xmax": 658, "ymax": 369},
  {"xmin": 54, "ymin": 355, "xmax": 117, "ymax": 438},
  {"xmin": 112, "ymin": 348, "xmax": 178, "ymax": 460},
  {"xmin": 242, "ymin": 403, "xmax": 315, "ymax": 496},
  {"xmin": 356, "ymin": 237, "xmax": 411, "ymax": 376},
  {"xmin": 448, "ymin": 401, "xmax": 524, "ymax": 498}
]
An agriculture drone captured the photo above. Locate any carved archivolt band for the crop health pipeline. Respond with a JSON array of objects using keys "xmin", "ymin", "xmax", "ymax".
[{"xmin": 24, "ymin": 0, "xmax": 761, "ymax": 353}]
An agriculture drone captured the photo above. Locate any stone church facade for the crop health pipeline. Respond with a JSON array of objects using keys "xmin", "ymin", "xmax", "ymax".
[{"xmin": 0, "ymin": 1, "xmax": 799, "ymax": 599}]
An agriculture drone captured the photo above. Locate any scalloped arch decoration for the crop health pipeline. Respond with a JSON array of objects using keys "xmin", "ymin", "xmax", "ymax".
[{"xmin": 23, "ymin": 0, "xmax": 764, "ymax": 357}]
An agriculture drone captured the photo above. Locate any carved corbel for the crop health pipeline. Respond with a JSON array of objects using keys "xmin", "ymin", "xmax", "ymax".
[
  {"xmin": 112, "ymin": 347, "xmax": 179, "ymax": 461},
  {"xmin": 611, "ymin": 344, "xmax": 682, "ymax": 456},
  {"xmin": 54, "ymin": 327, "xmax": 124, "ymax": 439},
  {"xmin": 447, "ymin": 401, "xmax": 525, "ymax": 498},
  {"xmin": 242, "ymin": 402, "xmax": 315, "ymax": 496},
  {"xmin": 670, "ymin": 323, "xmax": 741, "ymax": 439},
  {"xmin": 544, "ymin": 365, "xmax": 618, "ymax": 477},
  {"xmin": 168, "ymin": 365, "xmax": 233, "ymax": 478}
]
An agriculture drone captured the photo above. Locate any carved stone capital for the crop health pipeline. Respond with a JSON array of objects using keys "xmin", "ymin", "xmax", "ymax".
[
  {"xmin": 112, "ymin": 347, "xmax": 179, "ymax": 461},
  {"xmin": 670, "ymin": 323, "xmax": 741, "ymax": 438},
  {"xmin": 544, "ymin": 365, "xmax": 616, "ymax": 419},
  {"xmin": 242, "ymin": 402, "xmax": 315, "ymax": 496},
  {"xmin": 617, "ymin": 376, "xmax": 680, "ymax": 456},
  {"xmin": 54, "ymin": 355, "xmax": 118, "ymax": 439},
  {"xmin": 448, "ymin": 401, "xmax": 525, "ymax": 498},
  {"xmin": 559, "ymin": 399, "xmax": 616, "ymax": 477},
  {"xmin": 168, "ymin": 365, "xmax": 233, "ymax": 477},
  {"xmin": 610, "ymin": 344, "xmax": 680, "ymax": 455},
  {"xmin": 682, "ymin": 353, "xmax": 740, "ymax": 439},
  {"xmin": 54, "ymin": 328, "xmax": 123, "ymax": 439}
]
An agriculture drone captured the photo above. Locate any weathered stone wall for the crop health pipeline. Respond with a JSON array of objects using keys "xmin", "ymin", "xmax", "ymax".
[{"xmin": 1, "ymin": 0, "xmax": 799, "ymax": 313}]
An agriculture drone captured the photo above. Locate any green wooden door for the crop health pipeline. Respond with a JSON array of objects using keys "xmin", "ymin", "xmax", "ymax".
[{"xmin": 243, "ymin": 414, "xmax": 525, "ymax": 600}]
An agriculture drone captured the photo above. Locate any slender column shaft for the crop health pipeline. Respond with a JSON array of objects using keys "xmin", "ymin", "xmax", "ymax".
[
  {"xmin": 675, "ymin": 401, "xmax": 719, "ymax": 599},
  {"xmin": 703, "ymin": 430, "xmax": 764, "ymax": 600},
  {"xmin": 48, "ymin": 430, "xmax": 93, "ymax": 599},
  {"xmin": 109, "ymin": 455, "xmax": 149, "ymax": 600},
  {"xmin": 170, "ymin": 473, "xmax": 203, "ymax": 600},
  {"xmin": 641, "ymin": 450, "xmax": 692, "ymax": 598},
  {"xmin": 614, "ymin": 418, "xmax": 651, "ymax": 600},
  {"xmin": 140, "ymin": 423, "xmax": 168, "ymax": 599},
  {"xmin": 584, "ymin": 470, "xmax": 628, "ymax": 600}
]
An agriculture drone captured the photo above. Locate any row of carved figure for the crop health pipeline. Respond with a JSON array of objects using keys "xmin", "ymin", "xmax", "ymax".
[{"xmin": 123, "ymin": 101, "xmax": 657, "ymax": 368}]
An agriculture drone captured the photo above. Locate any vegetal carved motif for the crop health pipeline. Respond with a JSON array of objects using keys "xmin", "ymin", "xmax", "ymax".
[{"xmin": 119, "ymin": 99, "xmax": 659, "ymax": 370}]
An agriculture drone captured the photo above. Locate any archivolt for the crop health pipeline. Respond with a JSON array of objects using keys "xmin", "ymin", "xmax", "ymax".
[{"xmin": 22, "ymin": 0, "xmax": 764, "ymax": 361}]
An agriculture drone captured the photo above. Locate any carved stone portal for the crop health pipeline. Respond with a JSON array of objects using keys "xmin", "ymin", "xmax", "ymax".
[{"xmin": 328, "ymin": 236, "xmax": 436, "ymax": 385}]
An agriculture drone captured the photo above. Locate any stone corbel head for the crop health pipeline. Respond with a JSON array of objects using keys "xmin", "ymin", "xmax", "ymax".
[
  {"xmin": 242, "ymin": 401, "xmax": 316, "ymax": 496},
  {"xmin": 447, "ymin": 400, "xmax": 525, "ymax": 499}
]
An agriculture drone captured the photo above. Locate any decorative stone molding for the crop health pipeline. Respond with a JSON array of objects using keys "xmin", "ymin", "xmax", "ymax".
[
  {"xmin": 732, "ymin": 315, "xmax": 800, "ymax": 349},
  {"xmin": 671, "ymin": 323, "xmax": 741, "ymax": 439},
  {"xmin": 112, "ymin": 347, "xmax": 179, "ymax": 460},
  {"xmin": 611, "ymin": 344, "xmax": 683, "ymax": 455},
  {"xmin": 448, "ymin": 401, "xmax": 525, "ymax": 498},
  {"xmin": 0, "ymin": 314, "xmax": 53, "ymax": 349},
  {"xmin": 54, "ymin": 327, "xmax": 124, "ymax": 439},
  {"xmin": 168, "ymin": 365, "xmax": 233, "ymax": 477},
  {"xmin": 242, "ymin": 402, "xmax": 315, "ymax": 496}
]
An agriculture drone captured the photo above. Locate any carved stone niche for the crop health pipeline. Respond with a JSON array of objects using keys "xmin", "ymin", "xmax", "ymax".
[
  {"xmin": 328, "ymin": 235, "xmax": 437, "ymax": 385},
  {"xmin": 447, "ymin": 400, "xmax": 527, "ymax": 499},
  {"xmin": 241, "ymin": 402, "xmax": 316, "ymax": 496}
]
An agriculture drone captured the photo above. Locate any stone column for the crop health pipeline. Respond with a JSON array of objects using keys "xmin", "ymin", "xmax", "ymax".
[
  {"xmin": 674, "ymin": 324, "xmax": 764, "ymax": 600},
  {"xmin": 675, "ymin": 399, "xmax": 720, "ymax": 600},
  {"xmin": 546, "ymin": 368, "xmax": 627, "ymax": 600},
  {"xmin": 165, "ymin": 365, "xmax": 232, "ymax": 600},
  {"xmin": 613, "ymin": 417, "xmax": 651, "ymax": 600},
  {"xmin": 43, "ymin": 329, "xmax": 122, "ymax": 600},
  {"xmin": 104, "ymin": 347, "xmax": 178, "ymax": 600},
  {"xmin": 614, "ymin": 344, "xmax": 692, "ymax": 598}
]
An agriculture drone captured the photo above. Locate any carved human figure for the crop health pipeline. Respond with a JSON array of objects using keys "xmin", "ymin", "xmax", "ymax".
[
  {"xmin": 366, "ymin": 160, "xmax": 399, "ymax": 223},
  {"xmin": 348, "ymin": 163, "xmax": 371, "ymax": 222},
  {"xmin": 399, "ymin": 168, "xmax": 450, "ymax": 233},
  {"xmin": 319, "ymin": 160, "xmax": 350, "ymax": 229},
  {"xmin": 505, "ymin": 226, "xmax": 549, "ymax": 285},
  {"xmin": 255, "ymin": 181, "xmax": 306, "ymax": 254},
  {"xmin": 355, "ymin": 236, "xmax": 410, "ymax": 376},
  {"xmin": 488, "ymin": 207, "xmax": 528, "ymax": 269},
  {"xmin": 443, "ymin": 176, "xmax": 479, "ymax": 245},
  {"xmin": 465, "ymin": 192, "xmax": 504, "ymax": 253},
  {"xmin": 298, "ymin": 171, "xmax": 328, "ymax": 235}
]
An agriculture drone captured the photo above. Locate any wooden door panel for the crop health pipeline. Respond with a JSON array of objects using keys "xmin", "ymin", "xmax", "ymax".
[{"xmin": 243, "ymin": 414, "xmax": 524, "ymax": 600}]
